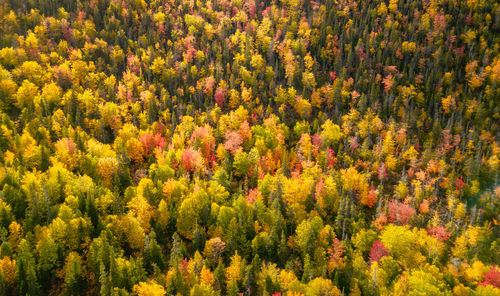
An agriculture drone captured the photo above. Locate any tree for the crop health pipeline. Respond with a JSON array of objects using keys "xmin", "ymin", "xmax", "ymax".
[
  {"xmin": 15, "ymin": 80, "xmax": 38, "ymax": 109},
  {"xmin": 190, "ymin": 283, "xmax": 216, "ymax": 296},
  {"xmin": 369, "ymin": 241, "xmax": 390, "ymax": 263},
  {"xmin": 126, "ymin": 138, "xmax": 145, "ymax": 163},
  {"xmin": 128, "ymin": 195, "xmax": 154, "ymax": 231},
  {"xmin": 53, "ymin": 137, "xmax": 81, "ymax": 171},
  {"xmin": 0, "ymin": 257, "xmax": 16, "ymax": 289},
  {"xmin": 233, "ymin": 149, "xmax": 251, "ymax": 177},
  {"xmin": 97, "ymin": 157, "xmax": 119, "ymax": 187},
  {"xmin": 361, "ymin": 186, "xmax": 378, "ymax": 208},
  {"xmin": 64, "ymin": 252, "xmax": 85, "ymax": 295},
  {"xmin": 392, "ymin": 265, "xmax": 451, "ymax": 296},
  {"xmin": 226, "ymin": 251, "xmax": 244, "ymax": 289},
  {"xmin": 224, "ymin": 131, "xmax": 243, "ymax": 155},
  {"xmin": 295, "ymin": 217, "xmax": 324, "ymax": 256},
  {"xmin": 177, "ymin": 197, "xmax": 201, "ymax": 239},
  {"xmin": 133, "ymin": 280, "xmax": 166, "ymax": 296},
  {"xmin": 387, "ymin": 201, "xmax": 415, "ymax": 225},
  {"xmin": 36, "ymin": 235, "xmax": 60, "ymax": 292},
  {"xmin": 320, "ymin": 120, "xmax": 343, "ymax": 147},
  {"xmin": 215, "ymin": 86, "xmax": 226, "ymax": 108},
  {"xmin": 327, "ymin": 238, "xmax": 345, "ymax": 273},
  {"xmin": 204, "ymin": 238, "xmax": 226, "ymax": 266},
  {"xmin": 305, "ymin": 277, "xmax": 341, "ymax": 296},
  {"xmin": 380, "ymin": 225, "xmax": 426, "ymax": 269},
  {"xmin": 0, "ymin": 0, "xmax": 497, "ymax": 294},
  {"xmin": 479, "ymin": 266, "xmax": 500, "ymax": 288},
  {"xmin": 16, "ymin": 240, "xmax": 40, "ymax": 296},
  {"xmin": 109, "ymin": 215, "xmax": 146, "ymax": 251},
  {"xmin": 180, "ymin": 148, "xmax": 204, "ymax": 174}
]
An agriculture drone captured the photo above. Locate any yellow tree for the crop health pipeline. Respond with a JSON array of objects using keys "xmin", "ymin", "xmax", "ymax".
[
  {"xmin": 320, "ymin": 120, "xmax": 343, "ymax": 147},
  {"xmin": 133, "ymin": 281, "xmax": 166, "ymax": 296},
  {"xmin": 177, "ymin": 196, "xmax": 201, "ymax": 239},
  {"xmin": 96, "ymin": 157, "xmax": 119, "ymax": 187},
  {"xmin": 128, "ymin": 194, "xmax": 154, "ymax": 232},
  {"xmin": 8, "ymin": 221, "xmax": 22, "ymax": 250},
  {"xmin": 340, "ymin": 166, "xmax": 369, "ymax": 198},
  {"xmin": 52, "ymin": 137, "xmax": 82, "ymax": 171},
  {"xmin": 305, "ymin": 277, "xmax": 341, "ymax": 296},
  {"xmin": 0, "ymin": 257, "xmax": 16, "ymax": 287},
  {"xmin": 15, "ymin": 80, "xmax": 38, "ymax": 109},
  {"xmin": 226, "ymin": 251, "xmax": 244, "ymax": 288}
]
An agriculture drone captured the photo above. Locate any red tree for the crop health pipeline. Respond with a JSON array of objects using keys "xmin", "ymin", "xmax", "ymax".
[
  {"xmin": 479, "ymin": 266, "xmax": 500, "ymax": 288},
  {"xmin": 369, "ymin": 240, "xmax": 390, "ymax": 263},
  {"xmin": 215, "ymin": 87, "xmax": 226, "ymax": 108},
  {"xmin": 388, "ymin": 201, "xmax": 415, "ymax": 225},
  {"xmin": 427, "ymin": 226, "xmax": 452, "ymax": 242}
]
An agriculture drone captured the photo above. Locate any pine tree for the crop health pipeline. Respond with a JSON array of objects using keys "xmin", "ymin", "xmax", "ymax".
[
  {"xmin": 214, "ymin": 259, "xmax": 226, "ymax": 293},
  {"xmin": 16, "ymin": 240, "xmax": 40, "ymax": 296}
]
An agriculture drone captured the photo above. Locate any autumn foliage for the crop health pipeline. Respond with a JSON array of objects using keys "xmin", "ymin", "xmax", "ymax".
[{"xmin": 0, "ymin": 0, "xmax": 498, "ymax": 295}]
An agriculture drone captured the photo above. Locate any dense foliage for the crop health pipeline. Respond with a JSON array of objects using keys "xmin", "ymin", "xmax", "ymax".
[{"xmin": 0, "ymin": 0, "xmax": 499, "ymax": 295}]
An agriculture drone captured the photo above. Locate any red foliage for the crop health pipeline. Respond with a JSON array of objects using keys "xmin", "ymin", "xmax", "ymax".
[
  {"xmin": 262, "ymin": 6, "xmax": 271, "ymax": 17},
  {"xmin": 190, "ymin": 126, "xmax": 215, "ymax": 159},
  {"xmin": 315, "ymin": 178, "xmax": 325, "ymax": 201},
  {"xmin": 465, "ymin": 13, "xmax": 473, "ymax": 24},
  {"xmin": 396, "ymin": 48, "xmax": 403, "ymax": 59},
  {"xmin": 388, "ymin": 201, "xmax": 415, "ymax": 225},
  {"xmin": 77, "ymin": 10, "xmax": 86, "ymax": 21},
  {"xmin": 178, "ymin": 258, "xmax": 191, "ymax": 282},
  {"xmin": 330, "ymin": 71, "xmax": 337, "ymax": 81},
  {"xmin": 214, "ymin": 87, "xmax": 226, "ymax": 108},
  {"xmin": 349, "ymin": 136, "xmax": 359, "ymax": 152},
  {"xmin": 246, "ymin": 188, "xmax": 261, "ymax": 204},
  {"xmin": 140, "ymin": 133, "xmax": 156, "ymax": 156},
  {"xmin": 427, "ymin": 226, "xmax": 452, "ymax": 242},
  {"xmin": 140, "ymin": 133, "xmax": 166, "ymax": 156},
  {"xmin": 384, "ymin": 65, "xmax": 398, "ymax": 75},
  {"xmin": 369, "ymin": 240, "xmax": 390, "ymax": 263},
  {"xmin": 327, "ymin": 238, "xmax": 345, "ymax": 263},
  {"xmin": 126, "ymin": 90, "xmax": 133, "ymax": 102},
  {"xmin": 479, "ymin": 266, "xmax": 500, "ymax": 288},
  {"xmin": 382, "ymin": 75, "xmax": 393, "ymax": 93},
  {"xmin": 274, "ymin": 29, "xmax": 282, "ymax": 42},
  {"xmin": 180, "ymin": 148, "xmax": 200, "ymax": 173},
  {"xmin": 127, "ymin": 55, "xmax": 141, "ymax": 74},
  {"xmin": 377, "ymin": 162, "xmax": 388, "ymax": 181},
  {"xmin": 249, "ymin": 112, "xmax": 258, "ymax": 124},
  {"xmin": 204, "ymin": 77, "xmax": 216, "ymax": 95},
  {"xmin": 243, "ymin": 0, "xmax": 257, "ymax": 19},
  {"xmin": 224, "ymin": 131, "xmax": 243, "ymax": 154},
  {"xmin": 156, "ymin": 134, "xmax": 166, "ymax": 150},
  {"xmin": 440, "ymin": 130, "xmax": 460, "ymax": 153},
  {"xmin": 434, "ymin": 13, "xmax": 446, "ymax": 32},
  {"xmin": 327, "ymin": 148, "xmax": 336, "ymax": 167},
  {"xmin": 185, "ymin": 46, "xmax": 197, "ymax": 63},
  {"xmin": 60, "ymin": 20, "xmax": 73, "ymax": 41},
  {"xmin": 312, "ymin": 133, "xmax": 322, "ymax": 154},
  {"xmin": 232, "ymin": 6, "xmax": 239, "ymax": 17},
  {"xmin": 357, "ymin": 47, "xmax": 366, "ymax": 60},
  {"xmin": 456, "ymin": 176, "xmax": 466, "ymax": 192},
  {"xmin": 364, "ymin": 185, "xmax": 378, "ymax": 208}
]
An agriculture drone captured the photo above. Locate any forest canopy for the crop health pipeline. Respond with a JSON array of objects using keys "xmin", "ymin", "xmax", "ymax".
[{"xmin": 0, "ymin": 0, "xmax": 499, "ymax": 295}]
